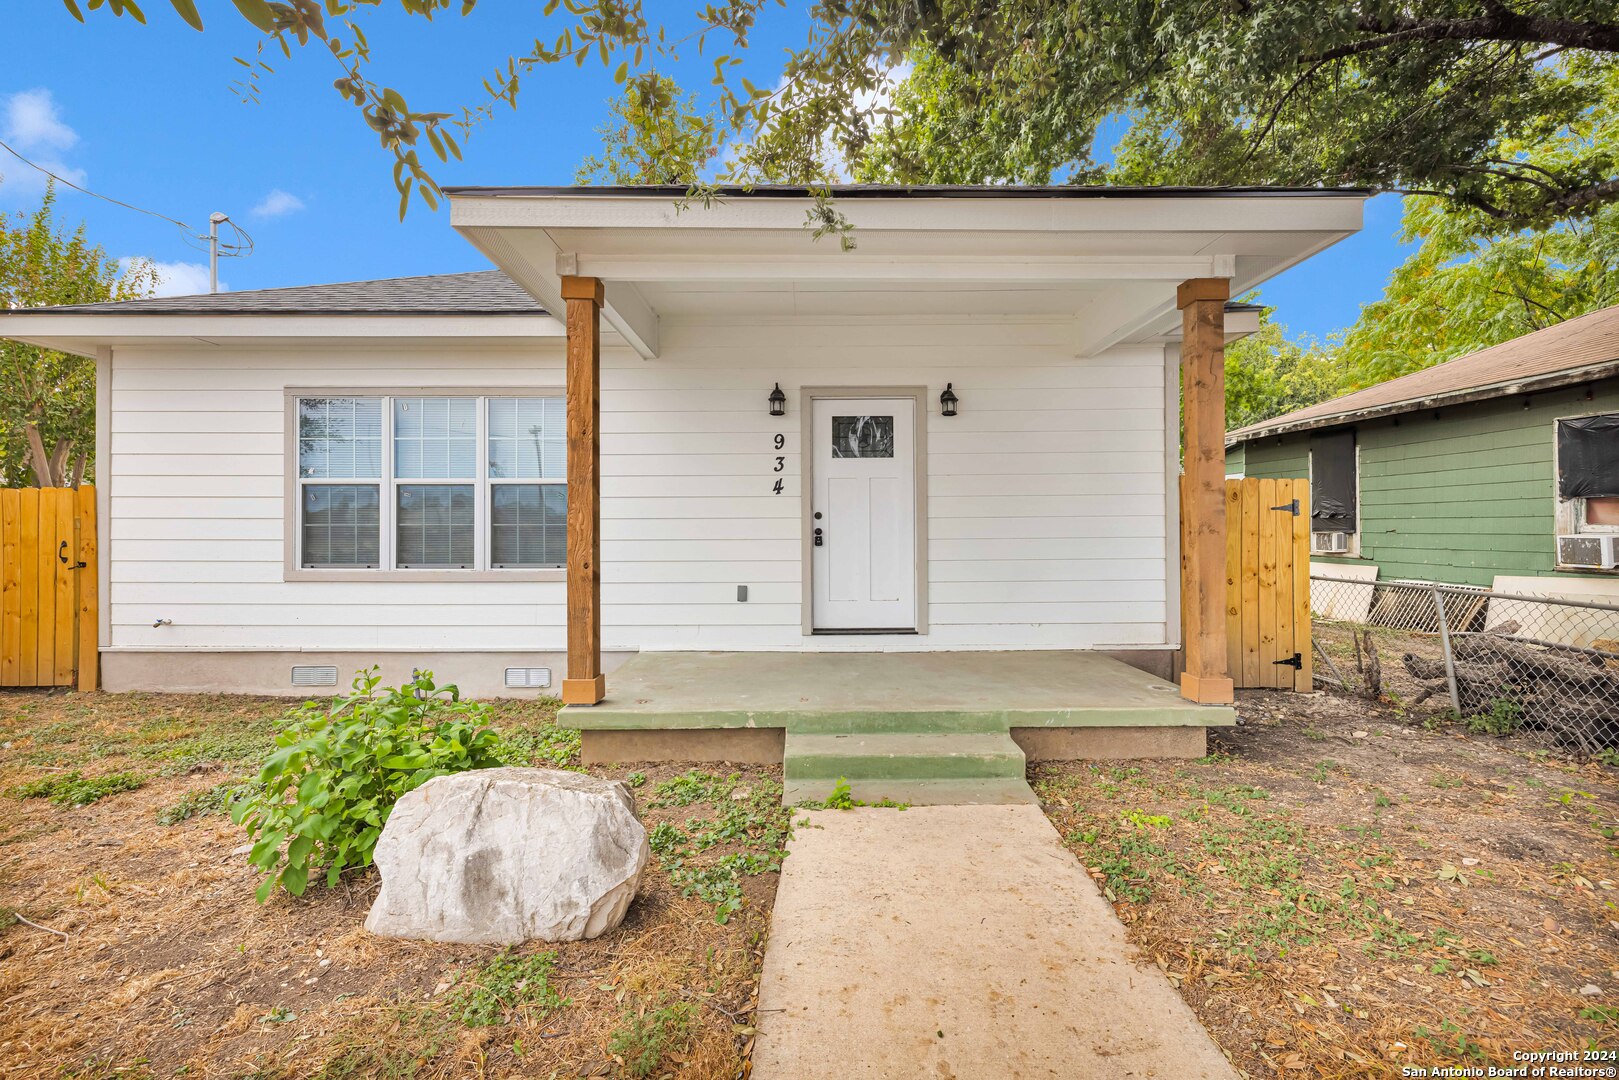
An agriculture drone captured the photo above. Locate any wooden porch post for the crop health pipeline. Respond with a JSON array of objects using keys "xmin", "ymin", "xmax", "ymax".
[
  {"xmin": 1178, "ymin": 277, "xmax": 1235, "ymax": 705},
  {"xmin": 561, "ymin": 275, "xmax": 606, "ymax": 705}
]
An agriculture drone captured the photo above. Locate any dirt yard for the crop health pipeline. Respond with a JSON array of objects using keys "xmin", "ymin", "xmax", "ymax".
[
  {"xmin": 1037, "ymin": 687, "xmax": 1619, "ymax": 1077},
  {"xmin": 5, "ymin": 684, "xmax": 1618, "ymax": 1079},
  {"xmin": 0, "ymin": 691, "xmax": 786, "ymax": 1079}
]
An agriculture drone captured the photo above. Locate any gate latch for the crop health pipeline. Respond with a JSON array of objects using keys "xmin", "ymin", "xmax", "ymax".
[
  {"xmin": 1272, "ymin": 652, "xmax": 1303, "ymax": 670},
  {"xmin": 58, "ymin": 540, "xmax": 87, "ymax": 570},
  {"xmin": 1270, "ymin": 499, "xmax": 1300, "ymax": 515}
]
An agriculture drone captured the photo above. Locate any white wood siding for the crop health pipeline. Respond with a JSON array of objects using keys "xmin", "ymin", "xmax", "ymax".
[{"xmin": 105, "ymin": 319, "xmax": 1172, "ymax": 652}]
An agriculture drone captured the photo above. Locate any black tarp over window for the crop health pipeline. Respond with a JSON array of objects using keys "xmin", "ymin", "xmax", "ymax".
[
  {"xmin": 1558, "ymin": 414, "xmax": 1619, "ymax": 499},
  {"xmin": 1310, "ymin": 431, "xmax": 1357, "ymax": 531}
]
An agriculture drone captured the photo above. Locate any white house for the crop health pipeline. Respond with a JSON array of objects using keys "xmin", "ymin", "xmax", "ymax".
[{"xmin": 1, "ymin": 185, "xmax": 1365, "ymax": 772}]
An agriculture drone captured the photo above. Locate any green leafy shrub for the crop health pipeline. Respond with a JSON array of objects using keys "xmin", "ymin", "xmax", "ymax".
[
  {"xmin": 231, "ymin": 667, "xmax": 504, "ymax": 901},
  {"xmin": 8, "ymin": 770, "xmax": 145, "ymax": 807}
]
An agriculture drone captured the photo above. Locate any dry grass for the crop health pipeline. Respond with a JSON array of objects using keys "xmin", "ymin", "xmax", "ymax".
[
  {"xmin": 1036, "ymin": 688, "xmax": 1619, "ymax": 1078},
  {"xmin": 0, "ymin": 689, "xmax": 781, "ymax": 1079}
]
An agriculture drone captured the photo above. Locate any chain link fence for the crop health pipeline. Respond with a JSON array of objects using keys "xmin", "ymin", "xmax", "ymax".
[{"xmin": 1309, "ymin": 574, "xmax": 1619, "ymax": 753}]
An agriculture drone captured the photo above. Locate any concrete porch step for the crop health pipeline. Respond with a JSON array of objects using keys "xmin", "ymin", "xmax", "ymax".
[
  {"xmin": 783, "ymin": 776, "xmax": 1039, "ymax": 807},
  {"xmin": 783, "ymin": 731, "xmax": 1033, "ymax": 806}
]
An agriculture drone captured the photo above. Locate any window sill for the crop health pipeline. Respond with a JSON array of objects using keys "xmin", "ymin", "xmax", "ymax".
[
  {"xmin": 1552, "ymin": 565, "xmax": 1619, "ymax": 576},
  {"xmin": 283, "ymin": 568, "xmax": 566, "ymax": 583}
]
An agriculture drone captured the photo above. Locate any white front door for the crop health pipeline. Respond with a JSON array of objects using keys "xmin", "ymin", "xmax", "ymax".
[{"xmin": 811, "ymin": 397, "xmax": 917, "ymax": 631}]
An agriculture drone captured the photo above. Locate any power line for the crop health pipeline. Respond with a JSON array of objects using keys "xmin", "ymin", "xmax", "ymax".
[
  {"xmin": 0, "ymin": 135, "xmax": 254, "ymax": 261},
  {"xmin": 0, "ymin": 135, "xmax": 196, "ymax": 233}
]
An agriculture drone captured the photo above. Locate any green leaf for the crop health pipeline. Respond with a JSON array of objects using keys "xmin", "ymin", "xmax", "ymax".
[
  {"xmin": 280, "ymin": 861, "xmax": 309, "ymax": 896},
  {"xmin": 63, "ymin": 0, "xmax": 86, "ymax": 21},
  {"xmin": 229, "ymin": 0, "xmax": 275, "ymax": 33},
  {"xmin": 614, "ymin": 61, "xmax": 628, "ymax": 84},
  {"xmin": 166, "ymin": 0, "xmax": 202, "ymax": 30}
]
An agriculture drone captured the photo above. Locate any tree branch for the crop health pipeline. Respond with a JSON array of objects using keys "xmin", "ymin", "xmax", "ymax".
[{"xmin": 1309, "ymin": 13, "xmax": 1619, "ymax": 64}]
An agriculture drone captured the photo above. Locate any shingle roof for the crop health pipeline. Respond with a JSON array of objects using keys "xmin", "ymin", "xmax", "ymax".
[
  {"xmin": 5, "ymin": 269, "xmax": 543, "ymax": 317},
  {"xmin": 1228, "ymin": 304, "xmax": 1619, "ymax": 444}
]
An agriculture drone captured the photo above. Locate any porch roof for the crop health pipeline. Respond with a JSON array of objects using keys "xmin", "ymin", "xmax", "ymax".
[{"xmin": 447, "ymin": 184, "xmax": 1366, "ymax": 361}]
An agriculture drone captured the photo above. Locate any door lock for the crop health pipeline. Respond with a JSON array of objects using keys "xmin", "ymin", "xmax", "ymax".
[{"xmin": 813, "ymin": 527, "xmax": 824, "ymax": 547}]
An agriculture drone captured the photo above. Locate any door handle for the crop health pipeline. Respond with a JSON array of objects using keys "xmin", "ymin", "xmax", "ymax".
[
  {"xmin": 813, "ymin": 527, "xmax": 824, "ymax": 547},
  {"xmin": 58, "ymin": 540, "xmax": 86, "ymax": 570}
]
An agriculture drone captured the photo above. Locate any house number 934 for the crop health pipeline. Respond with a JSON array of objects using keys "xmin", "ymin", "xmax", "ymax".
[{"xmin": 772, "ymin": 433, "xmax": 785, "ymax": 493}]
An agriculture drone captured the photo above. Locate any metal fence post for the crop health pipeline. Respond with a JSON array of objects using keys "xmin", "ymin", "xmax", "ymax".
[{"xmin": 1431, "ymin": 585, "xmax": 1463, "ymax": 715}]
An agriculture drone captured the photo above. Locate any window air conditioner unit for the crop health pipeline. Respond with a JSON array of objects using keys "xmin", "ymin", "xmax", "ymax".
[
  {"xmin": 1312, "ymin": 531, "xmax": 1351, "ymax": 555},
  {"xmin": 1557, "ymin": 534, "xmax": 1619, "ymax": 569}
]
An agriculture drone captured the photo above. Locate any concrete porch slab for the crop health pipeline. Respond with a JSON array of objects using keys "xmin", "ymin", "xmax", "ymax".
[
  {"xmin": 561, "ymin": 650, "xmax": 1235, "ymax": 732},
  {"xmin": 752, "ymin": 805, "xmax": 1237, "ymax": 1079}
]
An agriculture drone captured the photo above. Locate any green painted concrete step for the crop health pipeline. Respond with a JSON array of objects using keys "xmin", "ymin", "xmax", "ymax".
[
  {"xmin": 784, "ymin": 731, "xmax": 1027, "ymax": 782},
  {"xmin": 783, "ymin": 777, "xmax": 1039, "ymax": 807}
]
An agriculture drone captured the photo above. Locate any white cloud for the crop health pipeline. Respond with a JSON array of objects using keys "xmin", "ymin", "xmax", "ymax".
[
  {"xmin": 5, "ymin": 89, "xmax": 78, "ymax": 152},
  {"xmin": 251, "ymin": 189, "xmax": 305, "ymax": 218},
  {"xmin": 0, "ymin": 88, "xmax": 86, "ymax": 201},
  {"xmin": 120, "ymin": 257, "xmax": 223, "ymax": 297}
]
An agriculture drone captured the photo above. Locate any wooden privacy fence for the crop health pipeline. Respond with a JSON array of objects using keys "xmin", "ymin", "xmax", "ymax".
[
  {"xmin": 0, "ymin": 487, "xmax": 98, "ymax": 690},
  {"xmin": 1225, "ymin": 477, "xmax": 1311, "ymax": 691}
]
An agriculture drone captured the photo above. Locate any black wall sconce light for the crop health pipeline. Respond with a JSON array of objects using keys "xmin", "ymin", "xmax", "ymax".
[
  {"xmin": 768, "ymin": 383, "xmax": 787, "ymax": 417},
  {"xmin": 939, "ymin": 383, "xmax": 959, "ymax": 417}
]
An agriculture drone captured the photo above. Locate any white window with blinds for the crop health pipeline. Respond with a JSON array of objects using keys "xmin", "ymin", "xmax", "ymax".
[{"xmin": 293, "ymin": 392, "xmax": 566, "ymax": 574}]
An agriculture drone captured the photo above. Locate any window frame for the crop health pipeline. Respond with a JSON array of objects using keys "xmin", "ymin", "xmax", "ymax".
[
  {"xmin": 1307, "ymin": 434, "xmax": 1362, "ymax": 558},
  {"xmin": 1553, "ymin": 411, "xmax": 1619, "ymax": 560},
  {"xmin": 283, "ymin": 387, "xmax": 567, "ymax": 583}
]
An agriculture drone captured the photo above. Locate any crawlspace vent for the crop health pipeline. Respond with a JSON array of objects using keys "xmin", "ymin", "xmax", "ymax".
[
  {"xmin": 504, "ymin": 666, "xmax": 552, "ymax": 689},
  {"xmin": 290, "ymin": 665, "xmax": 339, "ymax": 687}
]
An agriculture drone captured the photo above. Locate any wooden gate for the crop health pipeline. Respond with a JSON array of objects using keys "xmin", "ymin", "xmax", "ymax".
[
  {"xmin": 0, "ymin": 487, "xmax": 98, "ymax": 690},
  {"xmin": 1225, "ymin": 478, "xmax": 1311, "ymax": 691}
]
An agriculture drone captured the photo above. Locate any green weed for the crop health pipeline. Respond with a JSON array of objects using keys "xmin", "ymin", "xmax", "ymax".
[
  {"xmin": 156, "ymin": 780, "xmax": 256, "ymax": 826},
  {"xmin": 8, "ymin": 770, "xmax": 145, "ymax": 807},
  {"xmin": 446, "ymin": 951, "xmax": 568, "ymax": 1028},
  {"xmin": 607, "ymin": 1001, "xmax": 696, "ymax": 1079}
]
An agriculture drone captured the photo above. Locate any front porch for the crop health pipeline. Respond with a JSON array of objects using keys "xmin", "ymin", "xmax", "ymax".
[{"xmin": 562, "ymin": 651, "xmax": 1235, "ymax": 804}]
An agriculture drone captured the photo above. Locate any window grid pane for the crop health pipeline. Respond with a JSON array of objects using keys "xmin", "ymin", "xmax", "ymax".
[
  {"xmin": 491, "ymin": 483, "xmax": 567, "ymax": 567},
  {"xmin": 488, "ymin": 397, "xmax": 565, "ymax": 479},
  {"xmin": 394, "ymin": 397, "xmax": 477, "ymax": 479},
  {"xmin": 396, "ymin": 484, "xmax": 475, "ymax": 567},
  {"xmin": 301, "ymin": 484, "xmax": 380, "ymax": 567},
  {"xmin": 299, "ymin": 397, "xmax": 382, "ymax": 479}
]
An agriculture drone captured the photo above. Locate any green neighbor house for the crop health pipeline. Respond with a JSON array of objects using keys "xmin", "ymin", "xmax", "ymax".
[{"xmin": 1226, "ymin": 304, "xmax": 1619, "ymax": 599}]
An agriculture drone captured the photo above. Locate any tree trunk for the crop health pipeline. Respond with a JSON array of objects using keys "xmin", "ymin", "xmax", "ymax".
[{"xmin": 24, "ymin": 424, "xmax": 56, "ymax": 487}]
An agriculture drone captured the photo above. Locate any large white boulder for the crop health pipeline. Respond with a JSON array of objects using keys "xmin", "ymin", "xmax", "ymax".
[{"xmin": 365, "ymin": 767, "xmax": 649, "ymax": 944}]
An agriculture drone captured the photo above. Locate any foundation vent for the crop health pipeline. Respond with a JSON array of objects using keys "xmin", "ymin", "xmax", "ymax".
[
  {"xmin": 290, "ymin": 665, "xmax": 339, "ymax": 687},
  {"xmin": 504, "ymin": 666, "xmax": 552, "ymax": 689}
]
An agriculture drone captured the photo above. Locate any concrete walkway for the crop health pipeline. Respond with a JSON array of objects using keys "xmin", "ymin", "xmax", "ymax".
[{"xmin": 753, "ymin": 805, "xmax": 1237, "ymax": 1080}]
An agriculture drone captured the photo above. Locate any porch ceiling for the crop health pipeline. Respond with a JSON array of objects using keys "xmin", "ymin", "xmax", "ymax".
[{"xmin": 447, "ymin": 187, "xmax": 1366, "ymax": 360}]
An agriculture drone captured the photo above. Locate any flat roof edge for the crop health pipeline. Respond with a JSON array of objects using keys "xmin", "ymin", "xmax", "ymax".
[{"xmin": 444, "ymin": 183, "xmax": 1371, "ymax": 199}]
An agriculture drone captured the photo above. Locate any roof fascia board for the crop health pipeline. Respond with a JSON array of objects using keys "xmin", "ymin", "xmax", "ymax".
[
  {"xmin": 1226, "ymin": 360, "xmax": 1619, "ymax": 446},
  {"xmin": 448, "ymin": 192, "xmax": 1367, "ymax": 235}
]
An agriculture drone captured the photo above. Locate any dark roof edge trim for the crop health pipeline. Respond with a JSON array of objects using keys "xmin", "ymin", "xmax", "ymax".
[
  {"xmin": 1226, "ymin": 360, "xmax": 1619, "ymax": 447},
  {"xmin": 443, "ymin": 183, "xmax": 1370, "ymax": 199}
]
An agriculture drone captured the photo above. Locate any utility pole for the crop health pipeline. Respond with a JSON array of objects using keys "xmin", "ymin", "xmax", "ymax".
[{"xmin": 208, "ymin": 212, "xmax": 230, "ymax": 294}]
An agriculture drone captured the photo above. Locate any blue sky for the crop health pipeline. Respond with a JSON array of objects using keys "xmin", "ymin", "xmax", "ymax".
[{"xmin": 4, "ymin": 4, "xmax": 1411, "ymax": 341}]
